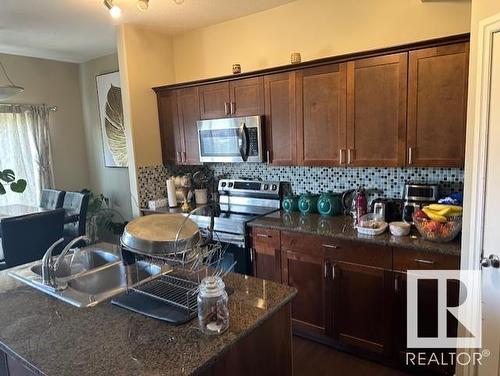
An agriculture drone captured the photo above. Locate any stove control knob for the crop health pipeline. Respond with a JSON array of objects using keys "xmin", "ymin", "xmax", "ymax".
[
  {"xmin": 263, "ymin": 184, "xmax": 269, "ymax": 190},
  {"xmin": 271, "ymin": 184, "xmax": 278, "ymax": 191},
  {"xmin": 228, "ymin": 182, "xmax": 234, "ymax": 188},
  {"xmin": 221, "ymin": 182, "xmax": 227, "ymax": 188}
]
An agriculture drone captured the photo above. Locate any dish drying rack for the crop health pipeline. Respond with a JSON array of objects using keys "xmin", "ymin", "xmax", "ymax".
[{"xmin": 113, "ymin": 206, "xmax": 232, "ymax": 324}]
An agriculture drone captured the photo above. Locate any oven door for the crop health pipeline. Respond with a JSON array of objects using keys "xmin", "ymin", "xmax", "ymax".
[
  {"xmin": 197, "ymin": 116, "xmax": 264, "ymax": 163},
  {"xmin": 212, "ymin": 233, "xmax": 251, "ymax": 275}
]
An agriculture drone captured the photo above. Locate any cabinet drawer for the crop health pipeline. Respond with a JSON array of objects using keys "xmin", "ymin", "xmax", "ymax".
[
  {"xmin": 281, "ymin": 232, "xmax": 331, "ymax": 255},
  {"xmin": 393, "ymin": 249, "xmax": 459, "ymax": 272},
  {"xmin": 251, "ymin": 227, "xmax": 280, "ymax": 249},
  {"xmin": 328, "ymin": 241, "xmax": 392, "ymax": 269}
]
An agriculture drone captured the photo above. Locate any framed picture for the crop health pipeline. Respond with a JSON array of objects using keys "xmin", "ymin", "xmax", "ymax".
[{"xmin": 96, "ymin": 71, "xmax": 128, "ymax": 168}]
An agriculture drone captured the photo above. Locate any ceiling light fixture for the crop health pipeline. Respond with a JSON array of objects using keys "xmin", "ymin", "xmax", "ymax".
[
  {"xmin": 104, "ymin": 0, "xmax": 122, "ymax": 18},
  {"xmin": 137, "ymin": 0, "xmax": 149, "ymax": 11},
  {"xmin": 0, "ymin": 61, "xmax": 24, "ymax": 100}
]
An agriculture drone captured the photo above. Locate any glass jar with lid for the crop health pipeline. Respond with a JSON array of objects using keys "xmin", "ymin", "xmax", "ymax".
[{"xmin": 197, "ymin": 276, "xmax": 229, "ymax": 335}]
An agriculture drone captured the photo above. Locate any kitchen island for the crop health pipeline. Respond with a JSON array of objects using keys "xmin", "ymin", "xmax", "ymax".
[{"xmin": 0, "ymin": 265, "xmax": 296, "ymax": 376}]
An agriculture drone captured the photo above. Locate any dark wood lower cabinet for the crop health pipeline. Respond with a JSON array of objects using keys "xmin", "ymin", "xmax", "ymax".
[
  {"xmin": 328, "ymin": 262, "xmax": 393, "ymax": 357},
  {"xmin": 250, "ymin": 227, "xmax": 460, "ymax": 376},
  {"xmin": 394, "ymin": 272, "xmax": 460, "ymax": 375},
  {"xmin": 281, "ymin": 248, "xmax": 327, "ymax": 336}
]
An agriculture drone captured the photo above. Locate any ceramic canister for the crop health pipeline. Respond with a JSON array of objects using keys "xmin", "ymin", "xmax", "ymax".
[
  {"xmin": 317, "ymin": 192, "xmax": 343, "ymax": 216},
  {"xmin": 298, "ymin": 193, "xmax": 319, "ymax": 215},
  {"xmin": 282, "ymin": 195, "xmax": 299, "ymax": 213}
]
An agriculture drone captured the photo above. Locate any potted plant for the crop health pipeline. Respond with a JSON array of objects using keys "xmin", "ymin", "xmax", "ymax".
[
  {"xmin": 84, "ymin": 190, "xmax": 126, "ymax": 243},
  {"xmin": 0, "ymin": 169, "xmax": 26, "ymax": 195}
]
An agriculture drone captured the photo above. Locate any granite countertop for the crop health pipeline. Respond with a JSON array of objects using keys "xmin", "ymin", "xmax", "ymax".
[
  {"xmin": 0, "ymin": 267, "xmax": 296, "ymax": 376},
  {"xmin": 248, "ymin": 211, "xmax": 461, "ymax": 256}
]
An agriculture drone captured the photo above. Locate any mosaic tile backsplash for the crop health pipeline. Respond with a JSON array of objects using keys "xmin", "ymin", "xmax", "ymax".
[{"xmin": 138, "ymin": 163, "xmax": 464, "ymax": 208}]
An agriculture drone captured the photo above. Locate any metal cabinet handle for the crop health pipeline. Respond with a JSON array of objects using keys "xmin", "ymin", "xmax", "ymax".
[
  {"xmin": 182, "ymin": 151, "xmax": 186, "ymax": 162},
  {"xmin": 322, "ymin": 244, "xmax": 339, "ymax": 249},
  {"xmin": 224, "ymin": 102, "xmax": 229, "ymax": 115},
  {"xmin": 176, "ymin": 151, "xmax": 181, "ymax": 163},
  {"xmin": 256, "ymin": 233, "xmax": 271, "ymax": 238},
  {"xmin": 394, "ymin": 276, "xmax": 399, "ymax": 292},
  {"xmin": 250, "ymin": 248, "xmax": 254, "ymax": 263},
  {"xmin": 408, "ymin": 147, "xmax": 413, "ymax": 165},
  {"xmin": 347, "ymin": 149, "xmax": 353, "ymax": 165},
  {"xmin": 230, "ymin": 102, "xmax": 235, "ymax": 114},
  {"xmin": 339, "ymin": 149, "xmax": 344, "ymax": 164},
  {"xmin": 324, "ymin": 263, "xmax": 327, "ymax": 278},
  {"xmin": 267, "ymin": 150, "xmax": 271, "ymax": 164},
  {"xmin": 414, "ymin": 258, "xmax": 435, "ymax": 265},
  {"xmin": 331, "ymin": 264, "xmax": 335, "ymax": 280}
]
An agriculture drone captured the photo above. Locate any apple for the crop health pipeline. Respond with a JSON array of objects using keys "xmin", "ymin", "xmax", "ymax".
[{"xmin": 414, "ymin": 209, "xmax": 428, "ymax": 220}]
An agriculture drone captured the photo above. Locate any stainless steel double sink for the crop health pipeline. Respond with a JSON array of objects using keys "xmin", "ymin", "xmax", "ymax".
[{"xmin": 9, "ymin": 244, "xmax": 167, "ymax": 308}]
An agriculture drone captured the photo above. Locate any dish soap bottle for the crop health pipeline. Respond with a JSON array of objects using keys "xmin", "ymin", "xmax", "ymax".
[{"xmin": 355, "ymin": 187, "xmax": 368, "ymax": 222}]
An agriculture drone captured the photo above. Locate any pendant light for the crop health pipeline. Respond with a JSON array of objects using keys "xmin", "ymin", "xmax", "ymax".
[{"xmin": 0, "ymin": 61, "xmax": 24, "ymax": 100}]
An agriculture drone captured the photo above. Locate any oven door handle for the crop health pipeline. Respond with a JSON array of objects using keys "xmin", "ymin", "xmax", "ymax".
[
  {"xmin": 238, "ymin": 122, "xmax": 249, "ymax": 162},
  {"xmin": 213, "ymin": 232, "xmax": 246, "ymax": 248}
]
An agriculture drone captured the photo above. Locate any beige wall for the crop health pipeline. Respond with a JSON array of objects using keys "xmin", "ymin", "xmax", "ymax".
[
  {"xmin": 117, "ymin": 24, "xmax": 175, "ymax": 215},
  {"xmin": 0, "ymin": 53, "xmax": 89, "ymax": 191},
  {"xmin": 172, "ymin": 0, "xmax": 471, "ymax": 82},
  {"xmin": 461, "ymin": 1, "xmax": 500, "ymax": 268},
  {"xmin": 79, "ymin": 54, "xmax": 133, "ymax": 220}
]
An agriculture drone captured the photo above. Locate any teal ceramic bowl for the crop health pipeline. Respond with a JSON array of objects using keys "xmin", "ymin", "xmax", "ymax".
[
  {"xmin": 282, "ymin": 195, "xmax": 299, "ymax": 213},
  {"xmin": 317, "ymin": 192, "xmax": 342, "ymax": 216}
]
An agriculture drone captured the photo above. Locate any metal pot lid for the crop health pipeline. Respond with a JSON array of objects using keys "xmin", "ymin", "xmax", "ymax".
[{"xmin": 121, "ymin": 214, "xmax": 200, "ymax": 256}]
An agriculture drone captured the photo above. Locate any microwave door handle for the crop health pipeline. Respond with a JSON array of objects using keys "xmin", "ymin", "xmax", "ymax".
[{"xmin": 239, "ymin": 122, "xmax": 249, "ymax": 161}]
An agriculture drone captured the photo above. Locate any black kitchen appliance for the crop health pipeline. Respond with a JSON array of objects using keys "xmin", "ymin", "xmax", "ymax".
[
  {"xmin": 370, "ymin": 198, "xmax": 404, "ymax": 223},
  {"xmin": 402, "ymin": 183, "xmax": 439, "ymax": 224}
]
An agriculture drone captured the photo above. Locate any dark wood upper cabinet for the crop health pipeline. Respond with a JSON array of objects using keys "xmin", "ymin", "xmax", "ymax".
[
  {"xmin": 157, "ymin": 90, "xmax": 181, "ymax": 164},
  {"xmin": 281, "ymin": 248, "xmax": 327, "ymax": 336},
  {"xmin": 177, "ymin": 87, "xmax": 201, "ymax": 165},
  {"xmin": 229, "ymin": 77, "xmax": 264, "ymax": 116},
  {"xmin": 199, "ymin": 78, "xmax": 264, "ymax": 119},
  {"xmin": 264, "ymin": 72, "xmax": 296, "ymax": 165},
  {"xmin": 346, "ymin": 53, "xmax": 408, "ymax": 167},
  {"xmin": 407, "ymin": 42, "xmax": 469, "ymax": 167},
  {"xmin": 296, "ymin": 64, "xmax": 347, "ymax": 167},
  {"xmin": 199, "ymin": 82, "xmax": 230, "ymax": 119}
]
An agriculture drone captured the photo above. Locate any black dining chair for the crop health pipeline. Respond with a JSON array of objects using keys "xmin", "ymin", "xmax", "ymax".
[
  {"xmin": 62, "ymin": 192, "xmax": 90, "ymax": 243},
  {"xmin": 0, "ymin": 209, "xmax": 65, "ymax": 270},
  {"xmin": 40, "ymin": 189, "xmax": 65, "ymax": 210}
]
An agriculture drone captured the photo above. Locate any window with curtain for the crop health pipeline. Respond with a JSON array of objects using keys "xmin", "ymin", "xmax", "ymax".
[{"xmin": 0, "ymin": 104, "xmax": 54, "ymax": 206}]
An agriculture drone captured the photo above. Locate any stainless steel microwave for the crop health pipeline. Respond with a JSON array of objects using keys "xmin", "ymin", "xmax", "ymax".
[{"xmin": 196, "ymin": 116, "xmax": 264, "ymax": 163}]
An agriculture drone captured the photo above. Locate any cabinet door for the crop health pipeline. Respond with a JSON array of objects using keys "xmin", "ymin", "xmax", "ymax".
[
  {"xmin": 251, "ymin": 228, "xmax": 281, "ymax": 283},
  {"xmin": 229, "ymin": 77, "xmax": 264, "ymax": 117},
  {"xmin": 157, "ymin": 90, "xmax": 182, "ymax": 164},
  {"xmin": 281, "ymin": 248, "xmax": 327, "ymax": 335},
  {"xmin": 177, "ymin": 87, "xmax": 201, "ymax": 165},
  {"xmin": 199, "ymin": 82, "xmax": 230, "ymax": 119},
  {"xmin": 407, "ymin": 43, "xmax": 469, "ymax": 167},
  {"xmin": 329, "ymin": 261, "xmax": 392, "ymax": 356},
  {"xmin": 252, "ymin": 246, "xmax": 281, "ymax": 283},
  {"xmin": 296, "ymin": 64, "xmax": 347, "ymax": 166},
  {"xmin": 394, "ymin": 272, "xmax": 459, "ymax": 375},
  {"xmin": 346, "ymin": 53, "xmax": 407, "ymax": 167},
  {"xmin": 264, "ymin": 72, "xmax": 296, "ymax": 165}
]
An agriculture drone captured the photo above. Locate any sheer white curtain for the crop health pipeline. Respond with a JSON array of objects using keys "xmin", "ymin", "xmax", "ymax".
[{"xmin": 0, "ymin": 105, "xmax": 54, "ymax": 206}]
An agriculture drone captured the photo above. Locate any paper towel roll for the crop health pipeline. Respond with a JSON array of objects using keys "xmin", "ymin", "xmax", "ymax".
[{"xmin": 167, "ymin": 179, "xmax": 177, "ymax": 207}]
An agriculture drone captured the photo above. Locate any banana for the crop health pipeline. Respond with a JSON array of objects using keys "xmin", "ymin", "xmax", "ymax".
[
  {"xmin": 422, "ymin": 207, "xmax": 447, "ymax": 223},
  {"xmin": 426, "ymin": 204, "xmax": 463, "ymax": 216}
]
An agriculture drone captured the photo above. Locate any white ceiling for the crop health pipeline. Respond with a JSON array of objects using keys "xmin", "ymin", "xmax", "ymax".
[{"xmin": 0, "ymin": 0, "xmax": 296, "ymax": 63}]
